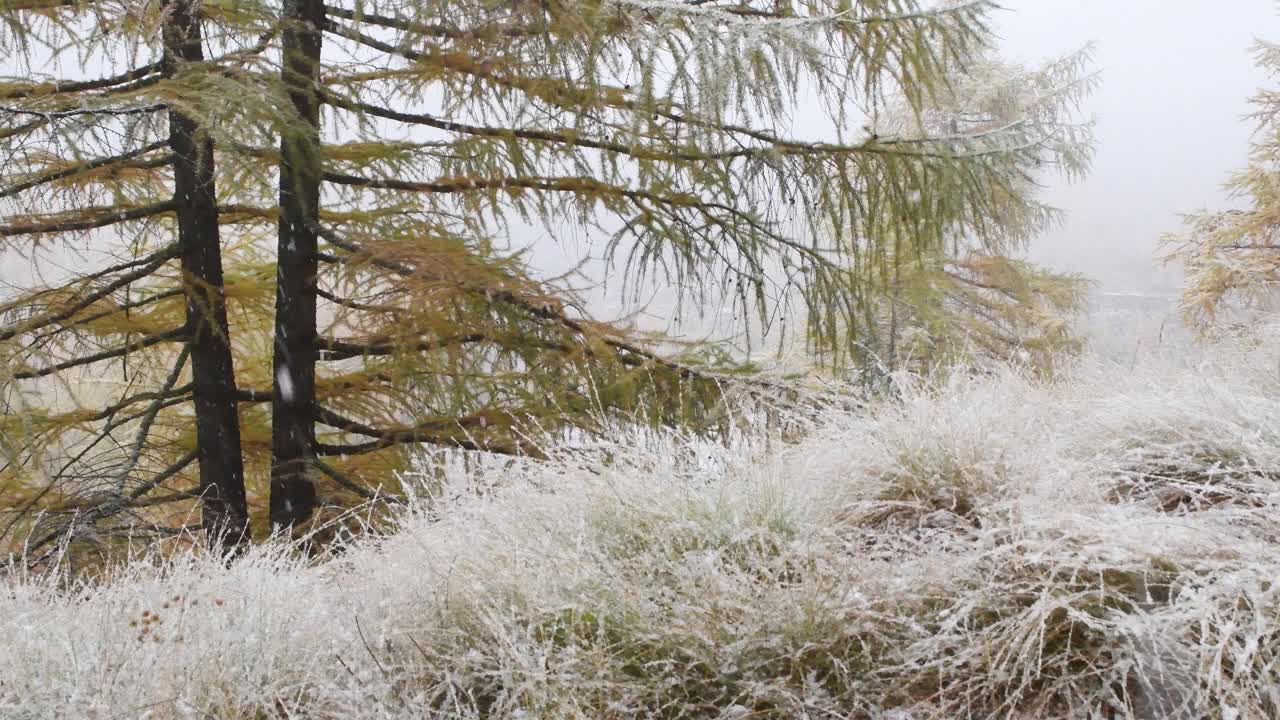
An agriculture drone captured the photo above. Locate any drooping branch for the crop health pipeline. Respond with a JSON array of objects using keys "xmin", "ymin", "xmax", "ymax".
[
  {"xmin": 26, "ymin": 288, "xmax": 186, "ymax": 346},
  {"xmin": 0, "ymin": 62, "xmax": 164, "ymax": 99},
  {"xmin": 0, "ymin": 201, "xmax": 176, "ymax": 237},
  {"xmin": 0, "ymin": 141, "xmax": 173, "ymax": 199},
  {"xmin": 323, "ymin": 22, "xmax": 1006, "ymax": 167},
  {"xmin": 318, "ymin": 171, "xmax": 832, "ymax": 324},
  {"xmin": 0, "ymin": 244, "xmax": 177, "ymax": 342},
  {"xmin": 313, "ymin": 405, "xmax": 543, "ymax": 458},
  {"xmin": 12, "ymin": 326, "xmax": 188, "ymax": 379},
  {"xmin": 315, "ymin": 225, "xmax": 748, "ymax": 389}
]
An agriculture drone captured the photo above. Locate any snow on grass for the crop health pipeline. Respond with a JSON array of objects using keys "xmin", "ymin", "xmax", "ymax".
[{"xmin": 5, "ymin": 329, "xmax": 1280, "ymax": 718}]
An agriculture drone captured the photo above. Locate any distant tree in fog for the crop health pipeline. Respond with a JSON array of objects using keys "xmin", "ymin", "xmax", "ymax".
[
  {"xmin": 1164, "ymin": 39, "xmax": 1280, "ymax": 329},
  {"xmin": 859, "ymin": 54, "xmax": 1093, "ymax": 376}
]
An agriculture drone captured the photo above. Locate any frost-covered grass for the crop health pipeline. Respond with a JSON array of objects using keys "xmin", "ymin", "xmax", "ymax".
[{"xmin": 6, "ymin": 329, "xmax": 1280, "ymax": 719}]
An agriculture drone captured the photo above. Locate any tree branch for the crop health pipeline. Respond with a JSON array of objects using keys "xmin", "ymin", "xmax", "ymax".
[
  {"xmin": 313, "ymin": 404, "xmax": 542, "ymax": 458},
  {"xmin": 316, "ymin": 287, "xmax": 406, "ymax": 315},
  {"xmin": 323, "ymin": 4, "xmax": 542, "ymax": 40},
  {"xmin": 27, "ymin": 287, "xmax": 185, "ymax": 345},
  {"xmin": 20, "ymin": 449, "xmax": 199, "ymax": 556},
  {"xmin": 312, "ymin": 457, "xmax": 404, "ymax": 502},
  {"xmin": 316, "ymin": 333, "xmax": 487, "ymax": 361},
  {"xmin": 322, "ymin": 170, "xmax": 719, "ymax": 210},
  {"xmin": 0, "ymin": 103, "xmax": 166, "ymax": 119},
  {"xmin": 0, "ymin": 141, "xmax": 173, "ymax": 198},
  {"xmin": 110, "ymin": 344, "xmax": 191, "ymax": 494},
  {"xmin": 58, "ymin": 383, "xmax": 194, "ymax": 425},
  {"xmin": 323, "ymin": 94, "xmax": 771, "ymax": 161},
  {"xmin": 1, "ymin": 0, "xmax": 94, "ymax": 11},
  {"xmin": 314, "ymin": 221, "xmax": 799, "ymax": 406},
  {"xmin": 234, "ymin": 388, "xmax": 273, "ymax": 403},
  {"xmin": 0, "ymin": 62, "xmax": 164, "ymax": 99},
  {"xmin": 0, "ymin": 244, "xmax": 178, "ymax": 341},
  {"xmin": 12, "ymin": 326, "xmax": 188, "ymax": 379},
  {"xmin": 0, "ymin": 200, "xmax": 176, "ymax": 237},
  {"xmin": 0, "ymin": 117, "xmax": 47, "ymax": 140},
  {"xmin": 322, "ymin": 26, "xmax": 993, "ymax": 165}
]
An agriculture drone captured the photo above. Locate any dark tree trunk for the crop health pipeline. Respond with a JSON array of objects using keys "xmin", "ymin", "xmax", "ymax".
[
  {"xmin": 163, "ymin": 0, "xmax": 250, "ymax": 550},
  {"xmin": 270, "ymin": 0, "xmax": 325, "ymax": 531}
]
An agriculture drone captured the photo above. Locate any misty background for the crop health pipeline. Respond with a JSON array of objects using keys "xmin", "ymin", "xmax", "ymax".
[
  {"xmin": 991, "ymin": 1, "xmax": 1278, "ymax": 358},
  {"xmin": 556, "ymin": 1, "xmax": 1280, "ymax": 357},
  {"xmin": 998, "ymin": 0, "xmax": 1274, "ymax": 293}
]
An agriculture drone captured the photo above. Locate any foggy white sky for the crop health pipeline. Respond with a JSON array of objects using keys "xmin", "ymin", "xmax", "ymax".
[{"xmin": 994, "ymin": 0, "xmax": 1277, "ymax": 292}]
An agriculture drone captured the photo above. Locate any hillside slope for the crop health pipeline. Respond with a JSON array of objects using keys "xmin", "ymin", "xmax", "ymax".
[{"xmin": 5, "ymin": 330, "xmax": 1280, "ymax": 719}]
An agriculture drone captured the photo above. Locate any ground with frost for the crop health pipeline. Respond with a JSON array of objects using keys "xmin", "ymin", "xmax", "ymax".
[{"xmin": 4, "ymin": 327, "xmax": 1280, "ymax": 719}]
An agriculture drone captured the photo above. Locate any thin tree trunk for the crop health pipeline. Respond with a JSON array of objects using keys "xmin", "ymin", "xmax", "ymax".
[
  {"xmin": 270, "ymin": 0, "xmax": 325, "ymax": 531},
  {"xmin": 887, "ymin": 248, "xmax": 901, "ymax": 376},
  {"xmin": 163, "ymin": 0, "xmax": 250, "ymax": 550}
]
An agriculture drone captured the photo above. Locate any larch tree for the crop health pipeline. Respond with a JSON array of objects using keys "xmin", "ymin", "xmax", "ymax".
[
  {"xmin": 1163, "ymin": 40, "xmax": 1280, "ymax": 330},
  {"xmin": 857, "ymin": 53, "xmax": 1093, "ymax": 377},
  {"xmin": 1, "ymin": 0, "xmax": 1094, "ymax": 555},
  {"xmin": 270, "ymin": 0, "xmax": 326, "ymax": 530},
  {"xmin": 0, "ymin": 0, "xmax": 273, "ymax": 556},
  {"xmin": 164, "ymin": 0, "xmax": 251, "ymax": 549},
  {"xmin": 262, "ymin": 0, "xmax": 1095, "ymax": 528}
]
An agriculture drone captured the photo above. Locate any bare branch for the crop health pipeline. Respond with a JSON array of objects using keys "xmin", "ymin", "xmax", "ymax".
[
  {"xmin": 312, "ymin": 457, "xmax": 405, "ymax": 502},
  {"xmin": 109, "ymin": 344, "xmax": 191, "ymax": 494},
  {"xmin": 12, "ymin": 326, "xmax": 188, "ymax": 379}
]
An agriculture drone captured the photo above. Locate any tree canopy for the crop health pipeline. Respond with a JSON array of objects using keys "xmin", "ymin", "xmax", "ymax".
[{"xmin": 0, "ymin": 0, "xmax": 1094, "ymax": 558}]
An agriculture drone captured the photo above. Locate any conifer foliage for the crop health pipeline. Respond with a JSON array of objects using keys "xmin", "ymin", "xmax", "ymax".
[
  {"xmin": 0, "ymin": 0, "xmax": 1092, "ymax": 555},
  {"xmin": 859, "ymin": 54, "xmax": 1093, "ymax": 375},
  {"xmin": 1164, "ymin": 40, "xmax": 1280, "ymax": 329}
]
